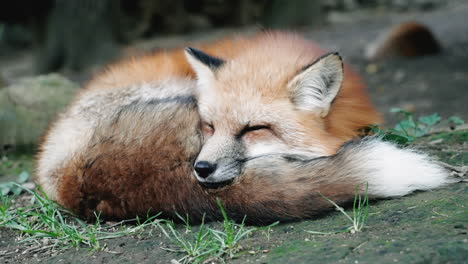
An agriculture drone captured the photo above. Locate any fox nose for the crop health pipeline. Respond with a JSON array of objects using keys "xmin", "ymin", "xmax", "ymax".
[{"xmin": 194, "ymin": 161, "xmax": 217, "ymax": 178}]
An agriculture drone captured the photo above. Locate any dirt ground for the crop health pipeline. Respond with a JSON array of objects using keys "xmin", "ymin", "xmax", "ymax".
[{"xmin": 1, "ymin": 2, "xmax": 467, "ymax": 264}]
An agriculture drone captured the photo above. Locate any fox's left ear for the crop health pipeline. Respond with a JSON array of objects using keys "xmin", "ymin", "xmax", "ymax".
[
  {"xmin": 287, "ymin": 52, "xmax": 344, "ymax": 118},
  {"xmin": 184, "ymin": 47, "xmax": 225, "ymax": 89}
]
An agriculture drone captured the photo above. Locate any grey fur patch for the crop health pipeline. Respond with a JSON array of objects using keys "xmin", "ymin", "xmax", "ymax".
[{"xmin": 110, "ymin": 95, "xmax": 197, "ymax": 126}]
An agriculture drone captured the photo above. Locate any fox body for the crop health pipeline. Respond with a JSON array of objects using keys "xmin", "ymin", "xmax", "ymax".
[{"xmin": 36, "ymin": 32, "xmax": 450, "ymax": 224}]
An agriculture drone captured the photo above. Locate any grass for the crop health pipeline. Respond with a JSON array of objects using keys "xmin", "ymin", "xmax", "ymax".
[
  {"xmin": 158, "ymin": 199, "xmax": 278, "ymax": 264},
  {"xmin": 0, "ymin": 185, "xmax": 162, "ymax": 252},
  {"xmin": 1, "ymin": 184, "xmax": 276, "ymax": 262},
  {"xmin": 307, "ymin": 184, "xmax": 370, "ymax": 235},
  {"xmin": 211, "ymin": 199, "xmax": 263, "ymax": 258}
]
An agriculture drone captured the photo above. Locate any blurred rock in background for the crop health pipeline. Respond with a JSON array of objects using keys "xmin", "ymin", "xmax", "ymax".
[{"xmin": 0, "ymin": 74, "xmax": 78, "ymax": 147}]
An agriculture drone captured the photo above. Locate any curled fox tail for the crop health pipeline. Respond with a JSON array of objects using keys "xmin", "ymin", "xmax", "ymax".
[{"xmin": 218, "ymin": 137, "xmax": 452, "ymax": 224}]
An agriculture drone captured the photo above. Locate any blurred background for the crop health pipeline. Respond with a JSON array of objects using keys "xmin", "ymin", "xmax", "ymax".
[{"xmin": 0, "ymin": 0, "xmax": 467, "ymax": 149}]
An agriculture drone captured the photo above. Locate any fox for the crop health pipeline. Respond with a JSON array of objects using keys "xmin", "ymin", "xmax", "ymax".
[{"xmin": 35, "ymin": 31, "xmax": 451, "ymax": 224}]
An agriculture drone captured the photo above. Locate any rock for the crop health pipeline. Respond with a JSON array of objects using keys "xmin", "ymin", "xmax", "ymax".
[{"xmin": 0, "ymin": 74, "xmax": 78, "ymax": 146}]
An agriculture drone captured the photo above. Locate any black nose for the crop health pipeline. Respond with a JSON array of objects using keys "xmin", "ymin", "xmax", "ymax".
[{"xmin": 194, "ymin": 161, "xmax": 217, "ymax": 178}]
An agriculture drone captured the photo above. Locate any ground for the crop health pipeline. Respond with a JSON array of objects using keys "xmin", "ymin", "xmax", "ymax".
[{"xmin": 1, "ymin": 2, "xmax": 467, "ymax": 264}]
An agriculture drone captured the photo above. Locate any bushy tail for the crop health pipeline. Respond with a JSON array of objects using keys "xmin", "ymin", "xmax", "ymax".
[
  {"xmin": 219, "ymin": 137, "xmax": 453, "ymax": 223},
  {"xmin": 347, "ymin": 137, "xmax": 451, "ymax": 197}
]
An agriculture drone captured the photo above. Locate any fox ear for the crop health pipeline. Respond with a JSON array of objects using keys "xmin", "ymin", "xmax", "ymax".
[
  {"xmin": 287, "ymin": 52, "xmax": 344, "ymax": 118},
  {"xmin": 184, "ymin": 47, "xmax": 225, "ymax": 88}
]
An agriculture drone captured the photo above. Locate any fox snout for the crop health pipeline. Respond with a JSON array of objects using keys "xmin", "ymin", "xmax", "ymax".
[
  {"xmin": 193, "ymin": 161, "xmax": 217, "ymax": 179},
  {"xmin": 193, "ymin": 136, "xmax": 245, "ymax": 188},
  {"xmin": 193, "ymin": 157, "xmax": 241, "ymax": 188}
]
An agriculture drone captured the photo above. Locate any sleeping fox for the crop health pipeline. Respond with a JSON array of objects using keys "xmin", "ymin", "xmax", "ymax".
[{"xmin": 35, "ymin": 32, "xmax": 450, "ymax": 224}]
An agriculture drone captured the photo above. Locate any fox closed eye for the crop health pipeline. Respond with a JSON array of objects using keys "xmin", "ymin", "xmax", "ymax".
[
  {"xmin": 201, "ymin": 122, "xmax": 214, "ymax": 136},
  {"xmin": 237, "ymin": 124, "xmax": 271, "ymax": 138}
]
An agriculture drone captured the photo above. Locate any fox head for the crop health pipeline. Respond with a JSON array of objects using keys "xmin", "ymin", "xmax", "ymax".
[{"xmin": 184, "ymin": 46, "xmax": 344, "ymax": 188}]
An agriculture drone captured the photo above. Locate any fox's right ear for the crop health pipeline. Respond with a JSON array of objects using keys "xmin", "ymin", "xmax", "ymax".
[
  {"xmin": 287, "ymin": 52, "xmax": 344, "ymax": 118},
  {"xmin": 184, "ymin": 47, "xmax": 225, "ymax": 90}
]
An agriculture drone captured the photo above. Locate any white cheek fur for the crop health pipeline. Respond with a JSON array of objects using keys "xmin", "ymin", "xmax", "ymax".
[
  {"xmin": 247, "ymin": 142, "xmax": 284, "ymax": 157},
  {"xmin": 247, "ymin": 141, "xmax": 325, "ymax": 158}
]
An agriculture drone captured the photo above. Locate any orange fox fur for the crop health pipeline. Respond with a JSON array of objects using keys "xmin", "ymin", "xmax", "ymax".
[
  {"xmin": 91, "ymin": 33, "xmax": 381, "ymax": 143},
  {"xmin": 35, "ymin": 32, "xmax": 449, "ymax": 224}
]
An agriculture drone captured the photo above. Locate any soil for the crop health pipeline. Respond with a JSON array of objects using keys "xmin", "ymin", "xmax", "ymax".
[{"xmin": 1, "ymin": 2, "xmax": 467, "ymax": 264}]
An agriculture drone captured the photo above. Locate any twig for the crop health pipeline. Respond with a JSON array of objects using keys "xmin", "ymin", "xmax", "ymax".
[
  {"xmin": 21, "ymin": 244, "xmax": 56, "ymax": 255},
  {"xmin": 0, "ymin": 250, "xmax": 18, "ymax": 257},
  {"xmin": 435, "ymin": 161, "xmax": 467, "ymax": 174},
  {"xmin": 352, "ymin": 240, "xmax": 369, "ymax": 251},
  {"xmin": 104, "ymin": 249, "xmax": 123, "ymax": 254},
  {"xmin": 428, "ymin": 124, "xmax": 468, "ymax": 135},
  {"xmin": 432, "ymin": 208, "xmax": 449, "ymax": 217},
  {"xmin": 434, "ymin": 161, "xmax": 468, "ymax": 181}
]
